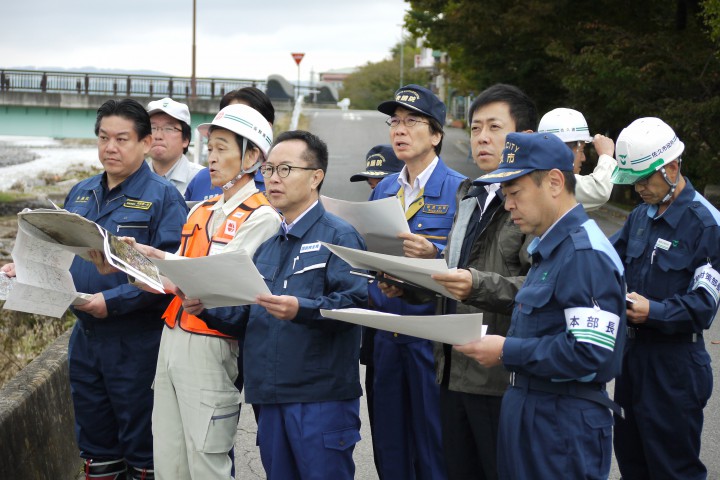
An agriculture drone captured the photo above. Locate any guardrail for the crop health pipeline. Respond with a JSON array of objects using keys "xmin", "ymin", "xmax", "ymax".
[{"xmin": 0, "ymin": 69, "xmax": 266, "ymax": 101}]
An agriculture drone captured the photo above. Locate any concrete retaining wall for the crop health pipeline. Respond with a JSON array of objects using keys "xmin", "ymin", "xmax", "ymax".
[{"xmin": 0, "ymin": 329, "xmax": 82, "ymax": 479}]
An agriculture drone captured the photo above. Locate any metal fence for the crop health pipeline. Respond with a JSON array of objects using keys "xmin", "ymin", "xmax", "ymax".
[{"xmin": 0, "ymin": 69, "xmax": 266, "ymax": 101}]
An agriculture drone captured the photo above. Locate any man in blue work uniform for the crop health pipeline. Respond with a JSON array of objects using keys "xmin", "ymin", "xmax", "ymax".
[
  {"xmin": 64, "ymin": 99, "xmax": 187, "ymax": 479},
  {"xmin": 183, "ymin": 130, "xmax": 368, "ymax": 480},
  {"xmin": 349, "ymin": 143, "xmax": 404, "ymax": 479},
  {"xmin": 610, "ymin": 118, "xmax": 718, "ymax": 479},
  {"xmin": 456, "ymin": 132, "xmax": 626, "ymax": 479},
  {"xmin": 370, "ymin": 84, "xmax": 466, "ymax": 479}
]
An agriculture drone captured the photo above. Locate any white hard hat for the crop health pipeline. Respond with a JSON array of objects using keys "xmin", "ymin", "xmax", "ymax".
[
  {"xmin": 197, "ymin": 104, "xmax": 273, "ymax": 158},
  {"xmin": 538, "ymin": 108, "xmax": 593, "ymax": 143},
  {"xmin": 611, "ymin": 117, "xmax": 685, "ymax": 185},
  {"xmin": 147, "ymin": 97, "xmax": 191, "ymax": 127}
]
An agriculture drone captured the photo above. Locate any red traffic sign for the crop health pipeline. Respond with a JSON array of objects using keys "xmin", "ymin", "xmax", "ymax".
[{"xmin": 291, "ymin": 52, "xmax": 305, "ymax": 65}]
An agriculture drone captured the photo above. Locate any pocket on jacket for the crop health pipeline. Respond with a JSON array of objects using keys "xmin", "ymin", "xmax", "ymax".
[
  {"xmin": 509, "ymin": 283, "xmax": 554, "ymax": 337},
  {"xmin": 112, "ymin": 210, "xmax": 152, "ymax": 243}
]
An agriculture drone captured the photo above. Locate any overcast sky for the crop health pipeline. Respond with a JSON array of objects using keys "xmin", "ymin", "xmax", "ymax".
[{"xmin": 1, "ymin": 0, "xmax": 408, "ymax": 83}]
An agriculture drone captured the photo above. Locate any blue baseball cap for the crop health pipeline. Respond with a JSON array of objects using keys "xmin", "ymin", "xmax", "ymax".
[
  {"xmin": 377, "ymin": 84, "xmax": 446, "ymax": 126},
  {"xmin": 475, "ymin": 132, "xmax": 574, "ymax": 184},
  {"xmin": 350, "ymin": 144, "xmax": 404, "ymax": 182}
]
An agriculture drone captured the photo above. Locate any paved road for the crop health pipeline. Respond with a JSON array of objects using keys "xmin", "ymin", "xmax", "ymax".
[{"xmin": 233, "ymin": 107, "xmax": 720, "ymax": 479}]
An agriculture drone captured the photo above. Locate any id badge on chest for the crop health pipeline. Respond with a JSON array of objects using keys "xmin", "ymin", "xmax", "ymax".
[{"xmin": 208, "ymin": 241, "xmax": 226, "ymax": 256}]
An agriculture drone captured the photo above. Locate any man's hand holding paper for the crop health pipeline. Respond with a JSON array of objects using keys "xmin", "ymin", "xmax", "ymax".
[
  {"xmin": 454, "ymin": 334, "xmax": 506, "ymax": 368},
  {"xmin": 431, "ymin": 269, "xmax": 473, "ymax": 301},
  {"xmin": 398, "ymin": 232, "xmax": 438, "ymax": 259}
]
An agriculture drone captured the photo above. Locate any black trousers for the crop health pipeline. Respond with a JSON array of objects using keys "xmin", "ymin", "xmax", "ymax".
[{"xmin": 439, "ymin": 385, "xmax": 502, "ymax": 480}]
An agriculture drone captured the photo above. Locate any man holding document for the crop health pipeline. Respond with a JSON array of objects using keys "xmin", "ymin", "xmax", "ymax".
[
  {"xmin": 4, "ymin": 99, "xmax": 188, "ymax": 479},
  {"xmin": 369, "ymin": 84, "xmax": 466, "ymax": 479},
  {"xmin": 183, "ymin": 130, "xmax": 367, "ymax": 480},
  {"xmin": 430, "ymin": 84, "xmax": 535, "ymax": 479},
  {"xmin": 455, "ymin": 132, "xmax": 626, "ymax": 479},
  {"xmin": 122, "ymin": 104, "xmax": 281, "ymax": 479}
]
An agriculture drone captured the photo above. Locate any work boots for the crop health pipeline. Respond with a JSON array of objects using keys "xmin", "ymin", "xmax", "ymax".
[
  {"xmin": 128, "ymin": 466, "xmax": 155, "ymax": 480},
  {"xmin": 83, "ymin": 459, "xmax": 126, "ymax": 480}
]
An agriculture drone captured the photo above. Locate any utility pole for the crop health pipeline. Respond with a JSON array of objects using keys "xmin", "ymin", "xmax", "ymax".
[
  {"xmin": 191, "ymin": 0, "xmax": 197, "ymax": 99},
  {"xmin": 399, "ymin": 25, "xmax": 404, "ymax": 89}
]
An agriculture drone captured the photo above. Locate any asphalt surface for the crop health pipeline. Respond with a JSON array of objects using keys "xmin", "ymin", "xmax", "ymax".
[{"xmin": 229, "ymin": 107, "xmax": 720, "ymax": 479}]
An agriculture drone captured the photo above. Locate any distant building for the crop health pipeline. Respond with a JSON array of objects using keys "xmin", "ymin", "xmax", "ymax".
[{"xmin": 318, "ymin": 67, "xmax": 357, "ymax": 91}]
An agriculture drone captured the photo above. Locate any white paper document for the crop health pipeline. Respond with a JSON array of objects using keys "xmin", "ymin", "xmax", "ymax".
[
  {"xmin": 322, "ymin": 242, "xmax": 456, "ymax": 299},
  {"xmin": 151, "ymin": 250, "xmax": 270, "ymax": 309},
  {"xmin": 321, "ymin": 195, "xmax": 410, "ymax": 256},
  {"xmin": 3, "ymin": 226, "xmax": 90, "ymax": 318},
  {"xmin": 18, "ymin": 208, "xmax": 105, "ymax": 258},
  {"xmin": 320, "ymin": 308, "xmax": 486, "ymax": 345}
]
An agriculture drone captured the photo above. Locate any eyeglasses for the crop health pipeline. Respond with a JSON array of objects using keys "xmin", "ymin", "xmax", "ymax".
[
  {"xmin": 260, "ymin": 164, "xmax": 318, "ymax": 178},
  {"xmin": 386, "ymin": 116, "xmax": 429, "ymax": 128},
  {"xmin": 567, "ymin": 141, "xmax": 587, "ymax": 154},
  {"xmin": 150, "ymin": 126, "xmax": 182, "ymax": 134},
  {"xmin": 634, "ymin": 172, "xmax": 656, "ymax": 187}
]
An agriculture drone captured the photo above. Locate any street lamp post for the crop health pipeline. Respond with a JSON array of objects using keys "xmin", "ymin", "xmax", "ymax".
[{"xmin": 191, "ymin": 0, "xmax": 197, "ymax": 99}]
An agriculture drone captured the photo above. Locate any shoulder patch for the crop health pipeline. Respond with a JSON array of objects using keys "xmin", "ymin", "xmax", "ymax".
[
  {"xmin": 580, "ymin": 219, "xmax": 625, "ymax": 274},
  {"xmin": 570, "ymin": 227, "xmax": 592, "ymax": 251},
  {"xmin": 690, "ymin": 193, "xmax": 720, "ymax": 227}
]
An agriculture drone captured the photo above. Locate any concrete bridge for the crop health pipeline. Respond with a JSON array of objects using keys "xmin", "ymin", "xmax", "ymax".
[{"xmin": 0, "ymin": 69, "xmax": 339, "ymax": 139}]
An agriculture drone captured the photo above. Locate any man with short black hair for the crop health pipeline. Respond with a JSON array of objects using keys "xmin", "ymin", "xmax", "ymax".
[
  {"xmin": 0, "ymin": 98, "xmax": 188, "ymax": 479},
  {"xmin": 147, "ymin": 97, "xmax": 203, "ymax": 195},
  {"xmin": 428, "ymin": 83, "xmax": 535, "ymax": 480},
  {"xmin": 184, "ymin": 130, "xmax": 368, "ymax": 479}
]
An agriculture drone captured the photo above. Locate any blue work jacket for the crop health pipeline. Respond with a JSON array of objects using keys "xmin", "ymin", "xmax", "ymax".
[
  {"xmin": 64, "ymin": 162, "xmax": 187, "ymax": 326},
  {"xmin": 200, "ymin": 202, "xmax": 367, "ymax": 404},
  {"xmin": 503, "ymin": 205, "xmax": 626, "ymax": 385},
  {"xmin": 367, "ymin": 158, "xmax": 466, "ymax": 324},
  {"xmin": 612, "ymin": 178, "xmax": 720, "ymax": 334}
]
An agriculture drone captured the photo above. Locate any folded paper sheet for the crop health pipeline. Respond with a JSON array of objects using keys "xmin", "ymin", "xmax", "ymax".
[
  {"xmin": 322, "ymin": 242, "xmax": 455, "ymax": 299},
  {"xmin": 151, "ymin": 250, "xmax": 270, "ymax": 309},
  {"xmin": 321, "ymin": 195, "xmax": 409, "ymax": 256},
  {"xmin": 320, "ymin": 308, "xmax": 486, "ymax": 345}
]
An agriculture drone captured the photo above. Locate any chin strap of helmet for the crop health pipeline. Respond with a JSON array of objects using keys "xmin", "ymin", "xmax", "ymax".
[
  {"xmin": 658, "ymin": 158, "xmax": 681, "ymax": 204},
  {"xmin": 222, "ymin": 137, "xmax": 262, "ymax": 191}
]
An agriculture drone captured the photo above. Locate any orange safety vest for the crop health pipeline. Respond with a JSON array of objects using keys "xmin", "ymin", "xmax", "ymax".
[{"xmin": 162, "ymin": 192, "xmax": 272, "ymax": 337}]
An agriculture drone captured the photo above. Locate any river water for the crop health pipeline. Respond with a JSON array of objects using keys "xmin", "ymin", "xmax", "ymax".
[{"xmin": 0, "ymin": 136, "xmax": 98, "ymax": 191}]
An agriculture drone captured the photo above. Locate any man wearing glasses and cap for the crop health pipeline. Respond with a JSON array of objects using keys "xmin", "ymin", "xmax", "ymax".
[
  {"xmin": 455, "ymin": 132, "xmax": 626, "ymax": 479},
  {"xmin": 369, "ymin": 84, "xmax": 466, "ymax": 479},
  {"xmin": 147, "ymin": 97, "xmax": 203, "ymax": 195},
  {"xmin": 350, "ymin": 143, "xmax": 404, "ymax": 478}
]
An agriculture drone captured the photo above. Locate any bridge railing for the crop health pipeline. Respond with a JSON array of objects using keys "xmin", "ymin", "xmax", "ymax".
[{"xmin": 0, "ymin": 69, "xmax": 266, "ymax": 101}]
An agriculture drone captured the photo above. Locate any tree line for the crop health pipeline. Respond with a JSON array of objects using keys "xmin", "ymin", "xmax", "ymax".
[{"xmin": 341, "ymin": 0, "xmax": 720, "ymax": 193}]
